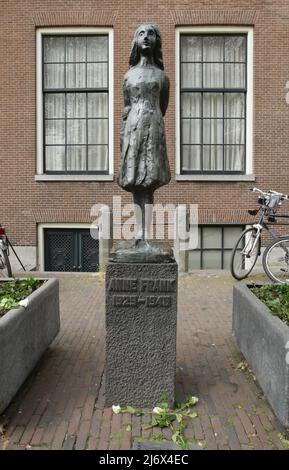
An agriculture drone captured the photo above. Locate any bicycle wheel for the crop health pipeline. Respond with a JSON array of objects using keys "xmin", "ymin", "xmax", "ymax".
[
  {"xmin": 230, "ymin": 227, "xmax": 261, "ymax": 280},
  {"xmin": 0, "ymin": 248, "xmax": 12, "ymax": 277},
  {"xmin": 263, "ymin": 236, "xmax": 289, "ymax": 284}
]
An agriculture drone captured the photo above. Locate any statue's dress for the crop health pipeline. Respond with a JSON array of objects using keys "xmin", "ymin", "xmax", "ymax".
[{"xmin": 118, "ymin": 65, "xmax": 171, "ymax": 193}]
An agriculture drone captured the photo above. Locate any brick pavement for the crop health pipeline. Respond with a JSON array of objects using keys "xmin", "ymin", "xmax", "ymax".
[{"xmin": 0, "ymin": 271, "xmax": 288, "ymax": 450}]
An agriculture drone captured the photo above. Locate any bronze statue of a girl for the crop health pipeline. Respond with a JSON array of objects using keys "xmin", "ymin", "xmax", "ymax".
[{"xmin": 118, "ymin": 24, "xmax": 171, "ymax": 246}]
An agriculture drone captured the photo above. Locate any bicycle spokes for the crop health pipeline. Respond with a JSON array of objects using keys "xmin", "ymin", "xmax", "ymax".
[
  {"xmin": 264, "ymin": 238, "xmax": 289, "ymax": 283},
  {"xmin": 230, "ymin": 228, "xmax": 260, "ymax": 280}
]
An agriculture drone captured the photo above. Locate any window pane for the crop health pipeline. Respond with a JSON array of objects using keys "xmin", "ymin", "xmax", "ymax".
[
  {"xmin": 203, "ymin": 145, "xmax": 223, "ymax": 170},
  {"xmin": 66, "ymin": 37, "xmax": 86, "ymax": 62},
  {"xmin": 45, "ymin": 146, "xmax": 65, "ymax": 171},
  {"xmin": 181, "ymin": 63, "xmax": 202, "ymax": 88},
  {"xmin": 182, "ymin": 119, "xmax": 201, "ymax": 144},
  {"xmin": 88, "ymin": 119, "xmax": 108, "ymax": 144},
  {"xmin": 225, "ymin": 36, "xmax": 246, "ymax": 62},
  {"xmin": 66, "ymin": 93, "xmax": 86, "ymax": 118},
  {"xmin": 224, "ymin": 145, "xmax": 244, "ymax": 171},
  {"xmin": 45, "ymin": 94, "xmax": 65, "ymax": 118},
  {"xmin": 224, "ymin": 93, "xmax": 244, "ymax": 118},
  {"xmin": 203, "ymin": 63, "xmax": 223, "ymax": 88},
  {"xmin": 67, "ymin": 119, "xmax": 86, "ymax": 144},
  {"xmin": 87, "ymin": 63, "xmax": 108, "ymax": 88},
  {"xmin": 225, "ymin": 64, "xmax": 246, "ymax": 88},
  {"xmin": 66, "ymin": 63, "xmax": 86, "ymax": 88},
  {"xmin": 203, "ymin": 251, "xmax": 222, "ymax": 269},
  {"xmin": 181, "ymin": 93, "xmax": 201, "ymax": 117},
  {"xmin": 224, "ymin": 119, "xmax": 244, "ymax": 145},
  {"xmin": 181, "ymin": 36, "xmax": 202, "ymax": 62},
  {"xmin": 88, "ymin": 93, "xmax": 108, "ymax": 117},
  {"xmin": 45, "ymin": 120, "xmax": 65, "ymax": 144},
  {"xmin": 43, "ymin": 37, "xmax": 65, "ymax": 63},
  {"xmin": 203, "ymin": 226, "xmax": 222, "ymax": 249},
  {"xmin": 203, "ymin": 36, "xmax": 224, "ymax": 62},
  {"xmin": 224, "ymin": 226, "xmax": 244, "ymax": 249},
  {"xmin": 188, "ymin": 251, "xmax": 201, "ymax": 270},
  {"xmin": 67, "ymin": 146, "xmax": 86, "ymax": 171},
  {"xmin": 44, "ymin": 64, "xmax": 65, "ymax": 89},
  {"xmin": 203, "ymin": 93, "xmax": 223, "ymax": 118},
  {"xmin": 43, "ymin": 35, "xmax": 110, "ymax": 174},
  {"xmin": 88, "ymin": 146, "xmax": 108, "ymax": 171},
  {"xmin": 203, "ymin": 119, "xmax": 223, "ymax": 144},
  {"xmin": 182, "ymin": 146, "xmax": 201, "ymax": 171},
  {"xmin": 223, "ymin": 251, "xmax": 231, "ymax": 269},
  {"xmin": 87, "ymin": 36, "xmax": 108, "ymax": 61}
]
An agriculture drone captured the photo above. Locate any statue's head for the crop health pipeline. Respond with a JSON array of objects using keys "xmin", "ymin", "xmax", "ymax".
[{"xmin": 129, "ymin": 23, "xmax": 164, "ymax": 70}]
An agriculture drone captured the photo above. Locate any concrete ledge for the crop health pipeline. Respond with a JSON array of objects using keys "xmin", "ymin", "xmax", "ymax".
[
  {"xmin": 0, "ymin": 278, "xmax": 60, "ymax": 414},
  {"xmin": 232, "ymin": 283, "xmax": 289, "ymax": 427},
  {"xmin": 176, "ymin": 174, "xmax": 255, "ymax": 182},
  {"xmin": 35, "ymin": 174, "xmax": 114, "ymax": 181}
]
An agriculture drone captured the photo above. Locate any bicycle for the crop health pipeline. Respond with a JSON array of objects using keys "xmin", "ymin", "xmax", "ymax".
[
  {"xmin": 230, "ymin": 187, "xmax": 289, "ymax": 283},
  {"xmin": 0, "ymin": 225, "xmax": 12, "ymax": 277}
]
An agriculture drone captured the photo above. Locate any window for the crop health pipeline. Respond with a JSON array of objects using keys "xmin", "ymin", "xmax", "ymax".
[
  {"xmin": 177, "ymin": 28, "xmax": 253, "ymax": 178},
  {"xmin": 188, "ymin": 225, "xmax": 244, "ymax": 270},
  {"xmin": 36, "ymin": 29, "xmax": 113, "ymax": 179},
  {"xmin": 44, "ymin": 228, "xmax": 99, "ymax": 272}
]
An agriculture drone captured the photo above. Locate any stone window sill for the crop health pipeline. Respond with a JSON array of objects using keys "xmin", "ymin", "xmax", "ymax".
[
  {"xmin": 175, "ymin": 174, "xmax": 255, "ymax": 182},
  {"xmin": 35, "ymin": 174, "xmax": 114, "ymax": 182}
]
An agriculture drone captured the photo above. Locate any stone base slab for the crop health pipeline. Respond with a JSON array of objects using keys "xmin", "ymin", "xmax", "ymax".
[{"xmin": 105, "ymin": 261, "xmax": 178, "ymax": 408}]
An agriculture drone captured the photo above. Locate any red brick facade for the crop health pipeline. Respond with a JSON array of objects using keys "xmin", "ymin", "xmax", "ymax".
[{"xmin": 1, "ymin": 1, "xmax": 289, "ymax": 258}]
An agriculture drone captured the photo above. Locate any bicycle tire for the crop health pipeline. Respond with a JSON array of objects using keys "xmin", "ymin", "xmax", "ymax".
[
  {"xmin": 0, "ymin": 248, "xmax": 12, "ymax": 277},
  {"xmin": 230, "ymin": 227, "xmax": 261, "ymax": 280},
  {"xmin": 263, "ymin": 236, "xmax": 289, "ymax": 284}
]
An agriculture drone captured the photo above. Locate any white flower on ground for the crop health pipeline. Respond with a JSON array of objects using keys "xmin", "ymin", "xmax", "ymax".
[
  {"xmin": 191, "ymin": 396, "xmax": 199, "ymax": 405},
  {"xmin": 19, "ymin": 299, "xmax": 29, "ymax": 308},
  {"xmin": 0, "ymin": 298, "xmax": 9, "ymax": 307},
  {"xmin": 112, "ymin": 405, "xmax": 121, "ymax": 414},
  {"xmin": 152, "ymin": 407, "xmax": 164, "ymax": 415}
]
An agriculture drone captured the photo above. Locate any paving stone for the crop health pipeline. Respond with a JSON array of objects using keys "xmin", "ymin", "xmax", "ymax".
[{"xmin": 133, "ymin": 440, "xmax": 201, "ymax": 450}]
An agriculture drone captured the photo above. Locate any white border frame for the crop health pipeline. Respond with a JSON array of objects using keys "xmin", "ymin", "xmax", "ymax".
[
  {"xmin": 36, "ymin": 27, "xmax": 114, "ymax": 181},
  {"xmin": 38, "ymin": 222, "xmax": 96, "ymax": 271},
  {"xmin": 175, "ymin": 26, "xmax": 254, "ymax": 181}
]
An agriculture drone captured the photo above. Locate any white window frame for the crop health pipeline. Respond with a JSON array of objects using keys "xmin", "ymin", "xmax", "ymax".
[
  {"xmin": 35, "ymin": 27, "xmax": 114, "ymax": 181},
  {"xmin": 175, "ymin": 26, "xmax": 254, "ymax": 181}
]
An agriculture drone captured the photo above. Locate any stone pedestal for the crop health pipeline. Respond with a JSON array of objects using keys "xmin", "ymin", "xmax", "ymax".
[{"xmin": 105, "ymin": 261, "xmax": 177, "ymax": 408}]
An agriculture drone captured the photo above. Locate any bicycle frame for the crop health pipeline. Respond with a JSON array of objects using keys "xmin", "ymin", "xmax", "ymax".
[
  {"xmin": 249, "ymin": 213, "xmax": 289, "ymax": 257},
  {"xmin": 231, "ymin": 187, "xmax": 289, "ymax": 281},
  {"xmin": 0, "ymin": 235, "xmax": 9, "ymax": 253}
]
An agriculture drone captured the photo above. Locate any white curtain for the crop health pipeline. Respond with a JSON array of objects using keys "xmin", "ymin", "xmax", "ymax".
[
  {"xmin": 44, "ymin": 36, "xmax": 108, "ymax": 172},
  {"xmin": 181, "ymin": 35, "xmax": 246, "ymax": 172},
  {"xmin": 224, "ymin": 93, "xmax": 245, "ymax": 171}
]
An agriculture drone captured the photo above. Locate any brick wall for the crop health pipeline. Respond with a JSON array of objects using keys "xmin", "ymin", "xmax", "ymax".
[{"xmin": 1, "ymin": 0, "xmax": 289, "ymax": 247}]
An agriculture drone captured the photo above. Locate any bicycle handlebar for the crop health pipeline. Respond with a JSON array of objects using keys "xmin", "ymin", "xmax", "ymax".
[{"xmin": 250, "ymin": 187, "xmax": 289, "ymax": 200}]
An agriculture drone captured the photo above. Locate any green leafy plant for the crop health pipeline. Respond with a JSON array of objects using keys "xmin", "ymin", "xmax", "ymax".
[
  {"xmin": 278, "ymin": 432, "xmax": 289, "ymax": 450},
  {"xmin": 0, "ymin": 278, "xmax": 43, "ymax": 317},
  {"xmin": 149, "ymin": 433, "xmax": 164, "ymax": 443},
  {"xmin": 112, "ymin": 395, "xmax": 199, "ymax": 450},
  {"xmin": 251, "ymin": 284, "xmax": 289, "ymax": 326}
]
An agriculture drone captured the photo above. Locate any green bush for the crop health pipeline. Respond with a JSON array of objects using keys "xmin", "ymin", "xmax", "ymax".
[
  {"xmin": 251, "ymin": 284, "xmax": 289, "ymax": 326},
  {"xmin": 0, "ymin": 278, "xmax": 43, "ymax": 317}
]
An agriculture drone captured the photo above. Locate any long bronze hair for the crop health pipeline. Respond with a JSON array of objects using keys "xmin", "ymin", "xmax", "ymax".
[{"xmin": 129, "ymin": 23, "xmax": 164, "ymax": 70}]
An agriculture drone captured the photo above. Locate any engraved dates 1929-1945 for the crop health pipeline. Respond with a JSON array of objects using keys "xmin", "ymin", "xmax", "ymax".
[{"xmin": 108, "ymin": 277, "xmax": 176, "ymax": 308}]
